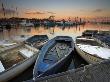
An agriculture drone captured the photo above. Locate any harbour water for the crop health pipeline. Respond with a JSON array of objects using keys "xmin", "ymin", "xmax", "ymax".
[
  {"xmin": 0, "ymin": 24, "xmax": 110, "ymax": 40},
  {"xmin": 4, "ymin": 24, "xmax": 109, "ymax": 82}
]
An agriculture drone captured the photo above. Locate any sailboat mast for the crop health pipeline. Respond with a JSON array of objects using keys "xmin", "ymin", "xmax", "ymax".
[
  {"xmin": 16, "ymin": 7, "xmax": 18, "ymax": 17},
  {"xmin": 2, "ymin": 2, "xmax": 5, "ymax": 18}
]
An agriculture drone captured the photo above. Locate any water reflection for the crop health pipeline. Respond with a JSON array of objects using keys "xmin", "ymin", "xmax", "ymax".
[{"xmin": 0, "ymin": 24, "xmax": 110, "ymax": 40}]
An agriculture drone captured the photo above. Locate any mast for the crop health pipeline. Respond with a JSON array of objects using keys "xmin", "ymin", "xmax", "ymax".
[
  {"xmin": 16, "ymin": 7, "xmax": 19, "ymax": 17},
  {"xmin": 16, "ymin": 7, "xmax": 17, "ymax": 17},
  {"xmin": 2, "ymin": 2, "xmax": 5, "ymax": 18}
]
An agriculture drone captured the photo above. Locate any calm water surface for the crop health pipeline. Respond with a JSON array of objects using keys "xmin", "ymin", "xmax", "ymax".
[{"xmin": 0, "ymin": 24, "xmax": 110, "ymax": 40}]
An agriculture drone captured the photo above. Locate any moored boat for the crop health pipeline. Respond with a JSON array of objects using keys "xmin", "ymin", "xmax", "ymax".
[
  {"xmin": 0, "ymin": 25, "xmax": 3, "ymax": 31},
  {"xmin": 0, "ymin": 35, "xmax": 48, "ymax": 82},
  {"xmin": 75, "ymin": 36, "xmax": 110, "ymax": 64},
  {"xmin": 19, "ymin": 20, "xmax": 34, "ymax": 27},
  {"xmin": 82, "ymin": 30, "xmax": 98, "ymax": 36},
  {"xmin": 25, "ymin": 35, "xmax": 49, "ymax": 49},
  {"xmin": 94, "ymin": 31, "xmax": 110, "ymax": 49},
  {"xmin": 33, "ymin": 36, "xmax": 74, "ymax": 79},
  {"xmin": 82, "ymin": 30, "xmax": 110, "ymax": 49},
  {"xmin": 0, "ymin": 44, "xmax": 39, "ymax": 82}
]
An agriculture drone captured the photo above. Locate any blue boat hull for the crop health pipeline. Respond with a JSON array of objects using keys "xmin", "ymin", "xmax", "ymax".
[{"xmin": 33, "ymin": 36, "xmax": 74, "ymax": 79}]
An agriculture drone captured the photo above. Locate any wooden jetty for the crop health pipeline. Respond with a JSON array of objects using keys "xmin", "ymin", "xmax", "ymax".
[{"xmin": 27, "ymin": 60, "xmax": 110, "ymax": 82}]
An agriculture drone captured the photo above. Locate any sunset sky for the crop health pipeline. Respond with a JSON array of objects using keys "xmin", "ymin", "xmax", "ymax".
[{"xmin": 0, "ymin": 0, "xmax": 110, "ymax": 19}]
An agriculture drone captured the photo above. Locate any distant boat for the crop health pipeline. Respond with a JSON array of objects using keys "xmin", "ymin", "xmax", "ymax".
[
  {"xmin": 0, "ymin": 27, "xmax": 3, "ymax": 31},
  {"xmin": 33, "ymin": 36, "xmax": 74, "ymax": 79},
  {"xmin": 5, "ymin": 24, "xmax": 12, "ymax": 30},
  {"xmin": 56, "ymin": 21, "xmax": 64, "ymax": 26},
  {"xmin": 20, "ymin": 20, "xmax": 34, "ymax": 27},
  {"xmin": 75, "ymin": 36, "xmax": 110, "ymax": 64},
  {"xmin": 43, "ymin": 21, "xmax": 56, "ymax": 27},
  {"xmin": 56, "ymin": 20, "xmax": 75, "ymax": 26},
  {"xmin": 0, "ymin": 23, "xmax": 12, "ymax": 30},
  {"xmin": 0, "ymin": 35, "xmax": 48, "ymax": 82},
  {"xmin": 25, "ymin": 35, "xmax": 49, "ymax": 49}
]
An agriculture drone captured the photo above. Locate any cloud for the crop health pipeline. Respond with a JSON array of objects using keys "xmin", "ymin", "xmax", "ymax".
[
  {"xmin": 25, "ymin": 10, "xmax": 56, "ymax": 15},
  {"xmin": 93, "ymin": 9, "xmax": 103, "ymax": 13},
  {"xmin": 46, "ymin": 11, "xmax": 56, "ymax": 14},
  {"xmin": 25, "ymin": 11, "xmax": 45, "ymax": 15}
]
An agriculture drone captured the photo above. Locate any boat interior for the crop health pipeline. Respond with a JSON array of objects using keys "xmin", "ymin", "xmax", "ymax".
[
  {"xmin": 31, "ymin": 40, "xmax": 48, "ymax": 49},
  {"xmin": 94, "ymin": 34, "xmax": 110, "ymax": 47},
  {"xmin": 82, "ymin": 30, "xmax": 98, "ymax": 36},
  {"xmin": 26, "ymin": 35, "xmax": 48, "ymax": 49},
  {"xmin": 0, "ymin": 40, "xmax": 18, "ymax": 52},
  {"xmin": 76, "ymin": 36, "xmax": 102, "ymax": 46},
  {"xmin": 43, "ymin": 40, "xmax": 72, "ymax": 64},
  {"xmin": 0, "ymin": 44, "xmax": 37, "ymax": 70}
]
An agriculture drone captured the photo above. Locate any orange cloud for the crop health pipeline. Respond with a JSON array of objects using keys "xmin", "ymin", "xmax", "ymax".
[
  {"xmin": 46, "ymin": 11, "xmax": 56, "ymax": 14},
  {"xmin": 93, "ymin": 9, "xmax": 103, "ymax": 13},
  {"xmin": 25, "ymin": 11, "xmax": 45, "ymax": 15}
]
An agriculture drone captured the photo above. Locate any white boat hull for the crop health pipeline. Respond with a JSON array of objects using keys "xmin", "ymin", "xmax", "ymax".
[
  {"xmin": 0, "ymin": 52, "xmax": 39, "ymax": 82},
  {"xmin": 75, "ymin": 44, "xmax": 104, "ymax": 64}
]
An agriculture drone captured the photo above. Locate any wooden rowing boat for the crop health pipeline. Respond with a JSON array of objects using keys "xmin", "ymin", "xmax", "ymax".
[
  {"xmin": 0, "ymin": 35, "xmax": 48, "ymax": 82},
  {"xmin": 33, "ymin": 36, "xmax": 74, "ymax": 79},
  {"xmin": 75, "ymin": 36, "xmax": 110, "ymax": 64},
  {"xmin": 25, "ymin": 35, "xmax": 48, "ymax": 49}
]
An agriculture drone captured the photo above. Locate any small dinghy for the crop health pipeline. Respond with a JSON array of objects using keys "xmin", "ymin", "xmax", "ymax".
[
  {"xmin": 33, "ymin": 36, "xmax": 74, "ymax": 79},
  {"xmin": 82, "ymin": 30, "xmax": 98, "ymax": 36},
  {"xmin": 0, "ymin": 44, "xmax": 39, "ymax": 82},
  {"xmin": 75, "ymin": 36, "xmax": 110, "ymax": 64},
  {"xmin": 25, "ymin": 35, "xmax": 48, "ymax": 49},
  {"xmin": 0, "ymin": 35, "xmax": 48, "ymax": 82}
]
